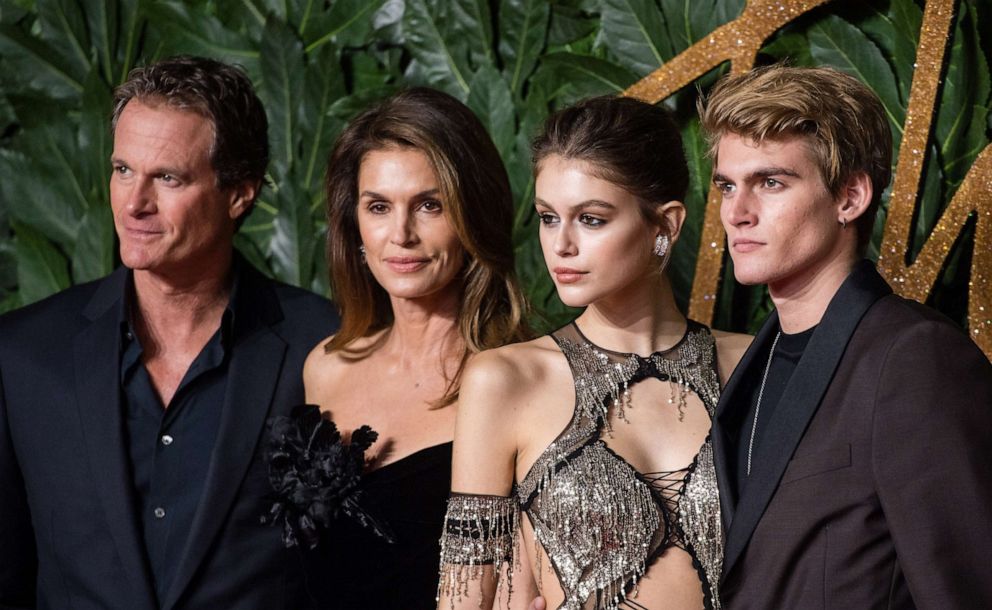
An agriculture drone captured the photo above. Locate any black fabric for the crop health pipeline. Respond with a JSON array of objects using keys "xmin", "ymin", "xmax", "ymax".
[
  {"xmin": 732, "ymin": 324, "xmax": 815, "ymax": 499},
  {"xmin": 119, "ymin": 272, "xmax": 237, "ymax": 602},
  {"xmin": 0, "ymin": 259, "xmax": 340, "ymax": 610},
  {"xmin": 303, "ymin": 442, "xmax": 452, "ymax": 610}
]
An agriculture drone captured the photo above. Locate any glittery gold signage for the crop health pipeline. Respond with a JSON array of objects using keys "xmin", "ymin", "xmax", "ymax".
[{"xmin": 625, "ymin": 0, "xmax": 992, "ymax": 359}]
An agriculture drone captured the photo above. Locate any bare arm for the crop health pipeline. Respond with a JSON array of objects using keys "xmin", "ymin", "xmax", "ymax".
[{"xmin": 438, "ymin": 350, "xmax": 525, "ymax": 609}]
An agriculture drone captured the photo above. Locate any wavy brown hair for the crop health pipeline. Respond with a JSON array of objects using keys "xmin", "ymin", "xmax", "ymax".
[{"xmin": 324, "ymin": 87, "xmax": 529, "ymax": 406}]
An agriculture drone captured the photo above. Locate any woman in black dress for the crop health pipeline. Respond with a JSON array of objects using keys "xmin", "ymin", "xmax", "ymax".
[{"xmin": 302, "ymin": 87, "xmax": 529, "ymax": 609}]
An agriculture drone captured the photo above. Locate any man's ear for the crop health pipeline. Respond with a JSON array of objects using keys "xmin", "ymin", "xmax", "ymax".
[
  {"xmin": 837, "ymin": 171, "xmax": 873, "ymax": 225},
  {"xmin": 228, "ymin": 181, "xmax": 259, "ymax": 221},
  {"xmin": 658, "ymin": 200, "xmax": 687, "ymax": 245}
]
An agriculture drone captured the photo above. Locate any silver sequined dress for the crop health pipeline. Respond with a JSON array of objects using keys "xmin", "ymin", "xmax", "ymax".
[{"xmin": 516, "ymin": 321, "xmax": 724, "ymax": 610}]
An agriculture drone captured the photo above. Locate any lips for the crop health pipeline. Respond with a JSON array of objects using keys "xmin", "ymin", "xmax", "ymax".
[
  {"xmin": 120, "ymin": 226, "xmax": 163, "ymax": 240},
  {"xmin": 553, "ymin": 267, "xmax": 587, "ymax": 284},
  {"xmin": 384, "ymin": 256, "xmax": 431, "ymax": 273},
  {"xmin": 732, "ymin": 238, "xmax": 764, "ymax": 253}
]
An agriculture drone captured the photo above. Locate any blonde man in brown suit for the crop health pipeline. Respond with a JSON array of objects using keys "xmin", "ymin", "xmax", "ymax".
[{"xmin": 700, "ymin": 65, "xmax": 992, "ymax": 609}]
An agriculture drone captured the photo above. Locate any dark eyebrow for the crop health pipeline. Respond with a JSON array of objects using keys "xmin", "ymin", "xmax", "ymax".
[
  {"xmin": 359, "ymin": 188, "xmax": 440, "ymax": 200},
  {"xmin": 534, "ymin": 197, "xmax": 616, "ymax": 211}
]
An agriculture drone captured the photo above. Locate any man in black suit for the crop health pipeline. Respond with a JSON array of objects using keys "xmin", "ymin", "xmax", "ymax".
[
  {"xmin": 702, "ymin": 65, "xmax": 992, "ymax": 608},
  {"xmin": 0, "ymin": 56, "xmax": 338, "ymax": 610}
]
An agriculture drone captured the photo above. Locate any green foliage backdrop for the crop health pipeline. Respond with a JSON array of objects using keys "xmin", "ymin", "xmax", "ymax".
[{"xmin": 0, "ymin": 0, "xmax": 988, "ymax": 333}]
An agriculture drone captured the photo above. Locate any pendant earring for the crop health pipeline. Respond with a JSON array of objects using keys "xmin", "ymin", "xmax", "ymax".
[
  {"xmin": 653, "ymin": 234, "xmax": 669, "ymax": 257},
  {"xmin": 359, "ymin": 244, "xmax": 367, "ymax": 264},
  {"xmin": 840, "ymin": 217, "xmax": 848, "ymax": 229}
]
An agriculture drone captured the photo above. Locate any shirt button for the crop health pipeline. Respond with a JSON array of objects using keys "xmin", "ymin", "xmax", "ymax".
[
  {"xmin": 161, "ymin": 435, "xmax": 174, "ymax": 446},
  {"xmin": 153, "ymin": 507, "xmax": 166, "ymax": 519}
]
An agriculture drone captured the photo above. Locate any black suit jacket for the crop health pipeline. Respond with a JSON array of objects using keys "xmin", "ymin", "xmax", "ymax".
[
  {"xmin": 712, "ymin": 261, "xmax": 992, "ymax": 609},
  {"xmin": 0, "ymin": 263, "xmax": 339, "ymax": 610}
]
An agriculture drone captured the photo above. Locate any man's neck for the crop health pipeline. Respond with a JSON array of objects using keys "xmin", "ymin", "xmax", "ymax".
[
  {"xmin": 131, "ymin": 257, "xmax": 233, "ymax": 345},
  {"xmin": 770, "ymin": 255, "xmax": 857, "ymax": 334}
]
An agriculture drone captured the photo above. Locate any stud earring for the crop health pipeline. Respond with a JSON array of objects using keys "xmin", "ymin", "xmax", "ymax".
[
  {"xmin": 359, "ymin": 244, "xmax": 366, "ymax": 264},
  {"xmin": 653, "ymin": 234, "xmax": 669, "ymax": 257}
]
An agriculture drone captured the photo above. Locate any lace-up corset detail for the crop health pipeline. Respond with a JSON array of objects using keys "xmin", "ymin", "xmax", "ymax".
[{"xmin": 517, "ymin": 321, "xmax": 724, "ymax": 610}]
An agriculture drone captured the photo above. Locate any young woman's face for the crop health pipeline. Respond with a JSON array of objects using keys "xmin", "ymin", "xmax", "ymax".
[
  {"xmin": 356, "ymin": 147, "xmax": 464, "ymax": 302},
  {"xmin": 534, "ymin": 155, "xmax": 662, "ymax": 308}
]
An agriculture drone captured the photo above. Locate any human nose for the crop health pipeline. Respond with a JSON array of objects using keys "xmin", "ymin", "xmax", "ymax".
[
  {"xmin": 122, "ymin": 177, "xmax": 156, "ymax": 217},
  {"xmin": 722, "ymin": 187, "xmax": 756, "ymax": 228},
  {"xmin": 553, "ymin": 223, "xmax": 577, "ymax": 257},
  {"xmin": 388, "ymin": 207, "xmax": 417, "ymax": 247}
]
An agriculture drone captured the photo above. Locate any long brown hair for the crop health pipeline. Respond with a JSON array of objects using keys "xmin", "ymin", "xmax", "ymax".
[{"xmin": 324, "ymin": 87, "xmax": 529, "ymax": 405}]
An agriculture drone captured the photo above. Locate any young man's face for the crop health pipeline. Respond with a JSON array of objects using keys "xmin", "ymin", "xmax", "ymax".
[{"xmin": 714, "ymin": 133, "xmax": 852, "ymax": 296}]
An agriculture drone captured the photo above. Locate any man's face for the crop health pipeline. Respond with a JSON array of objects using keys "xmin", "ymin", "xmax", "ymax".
[
  {"xmin": 714, "ymin": 133, "xmax": 850, "ymax": 295},
  {"xmin": 110, "ymin": 100, "xmax": 246, "ymax": 277}
]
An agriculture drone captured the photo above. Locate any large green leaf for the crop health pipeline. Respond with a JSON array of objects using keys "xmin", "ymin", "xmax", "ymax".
[
  {"xmin": 303, "ymin": 0, "xmax": 385, "ymax": 52},
  {"xmin": 72, "ymin": 203, "xmax": 114, "ymax": 283},
  {"xmin": 537, "ymin": 52, "xmax": 637, "ymax": 102},
  {"xmin": 143, "ymin": 2, "xmax": 258, "ymax": 64},
  {"xmin": 79, "ymin": 0, "xmax": 118, "ymax": 83},
  {"xmin": 268, "ymin": 180, "xmax": 315, "ymax": 287},
  {"xmin": 35, "ymin": 0, "xmax": 92, "ymax": 78},
  {"xmin": 909, "ymin": 143, "xmax": 943, "ymax": 262},
  {"xmin": 935, "ymin": 2, "xmax": 990, "ymax": 188},
  {"xmin": 659, "ymin": 0, "xmax": 726, "ymax": 56},
  {"xmin": 12, "ymin": 220, "xmax": 70, "ymax": 305},
  {"xmin": 298, "ymin": 43, "xmax": 346, "ymax": 191},
  {"xmin": 499, "ymin": 0, "xmax": 550, "ymax": 96},
  {"xmin": 548, "ymin": 3, "xmax": 596, "ymax": 47},
  {"xmin": 808, "ymin": 14, "xmax": 904, "ymax": 137},
  {"xmin": 858, "ymin": 0, "xmax": 922, "ymax": 104},
  {"xmin": 452, "ymin": 0, "xmax": 495, "ymax": 69},
  {"xmin": 259, "ymin": 16, "xmax": 305, "ymax": 181},
  {"xmin": 0, "ymin": 23, "xmax": 83, "ymax": 99},
  {"xmin": 403, "ymin": 0, "xmax": 471, "ymax": 98},
  {"xmin": 0, "ymin": 131, "xmax": 87, "ymax": 245},
  {"xmin": 467, "ymin": 65, "xmax": 515, "ymax": 158},
  {"xmin": 599, "ymin": 0, "xmax": 669, "ymax": 75}
]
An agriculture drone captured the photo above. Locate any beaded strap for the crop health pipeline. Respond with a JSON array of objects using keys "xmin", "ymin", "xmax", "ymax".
[{"xmin": 437, "ymin": 493, "xmax": 519, "ymax": 606}]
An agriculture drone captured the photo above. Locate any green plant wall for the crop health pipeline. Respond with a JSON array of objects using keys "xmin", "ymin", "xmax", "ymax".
[{"xmin": 0, "ymin": 0, "xmax": 988, "ymax": 334}]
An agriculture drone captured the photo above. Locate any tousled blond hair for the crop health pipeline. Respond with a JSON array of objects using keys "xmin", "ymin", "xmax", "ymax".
[{"xmin": 699, "ymin": 65, "xmax": 892, "ymax": 251}]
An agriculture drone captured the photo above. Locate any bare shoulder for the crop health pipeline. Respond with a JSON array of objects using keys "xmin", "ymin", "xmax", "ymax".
[
  {"xmin": 303, "ymin": 329, "xmax": 388, "ymax": 402},
  {"xmin": 711, "ymin": 329, "xmax": 753, "ymax": 384},
  {"xmin": 461, "ymin": 335, "xmax": 563, "ymax": 402}
]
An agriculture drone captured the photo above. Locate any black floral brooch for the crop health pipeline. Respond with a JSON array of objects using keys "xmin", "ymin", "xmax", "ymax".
[{"xmin": 261, "ymin": 404, "xmax": 395, "ymax": 549}]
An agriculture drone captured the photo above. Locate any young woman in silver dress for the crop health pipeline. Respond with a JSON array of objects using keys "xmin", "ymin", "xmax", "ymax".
[{"xmin": 438, "ymin": 97, "xmax": 750, "ymax": 610}]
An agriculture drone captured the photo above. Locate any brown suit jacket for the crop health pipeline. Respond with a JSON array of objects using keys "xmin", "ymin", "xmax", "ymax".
[{"xmin": 713, "ymin": 262, "xmax": 992, "ymax": 609}]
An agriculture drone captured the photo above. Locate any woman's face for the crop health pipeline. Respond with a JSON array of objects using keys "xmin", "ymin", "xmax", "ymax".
[
  {"xmin": 534, "ymin": 155, "xmax": 662, "ymax": 308},
  {"xmin": 356, "ymin": 147, "xmax": 464, "ymax": 302}
]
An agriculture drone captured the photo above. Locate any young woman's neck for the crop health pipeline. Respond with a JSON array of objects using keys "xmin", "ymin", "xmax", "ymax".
[{"xmin": 577, "ymin": 274, "xmax": 687, "ymax": 356}]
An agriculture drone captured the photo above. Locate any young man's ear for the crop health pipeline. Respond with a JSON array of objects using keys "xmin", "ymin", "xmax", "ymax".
[{"xmin": 837, "ymin": 172, "xmax": 873, "ymax": 226}]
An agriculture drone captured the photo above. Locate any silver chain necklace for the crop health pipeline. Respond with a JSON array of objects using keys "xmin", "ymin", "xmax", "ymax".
[{"xmin": 746, "ymin": 331, "xmax": 781, "ymax": 476}]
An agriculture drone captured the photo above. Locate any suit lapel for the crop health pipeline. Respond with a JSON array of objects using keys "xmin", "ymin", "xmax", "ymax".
[
  {"xmin": 713, "ymin": 313, "xmax": 781, "ymax": 531},
  {"xmin": 163, "ymin": 272, "xmax": 288, "ymax": 610},
  {"xmin": 721, "ymin": 262, "xmax": 892, "ymax": 579},
  {"xmin": 73, "ymin": 269, "xmax": 158, "ymax": 609}
]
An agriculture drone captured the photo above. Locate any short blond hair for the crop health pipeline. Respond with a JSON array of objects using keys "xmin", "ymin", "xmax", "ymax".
[{"xmin": 699, "ymin": 65, "xmax": 892, "ymax": 251}]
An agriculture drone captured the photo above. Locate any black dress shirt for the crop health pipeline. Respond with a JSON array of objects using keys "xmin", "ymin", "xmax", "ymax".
[{"xmin": 119, "ymin": 271, "xmax": 239, "ymax": 602}]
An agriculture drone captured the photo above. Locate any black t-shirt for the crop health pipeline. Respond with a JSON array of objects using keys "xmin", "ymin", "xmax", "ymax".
[{"xmin": 734, "ymin": 324, "xmax": 816, "ymax": 499}]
